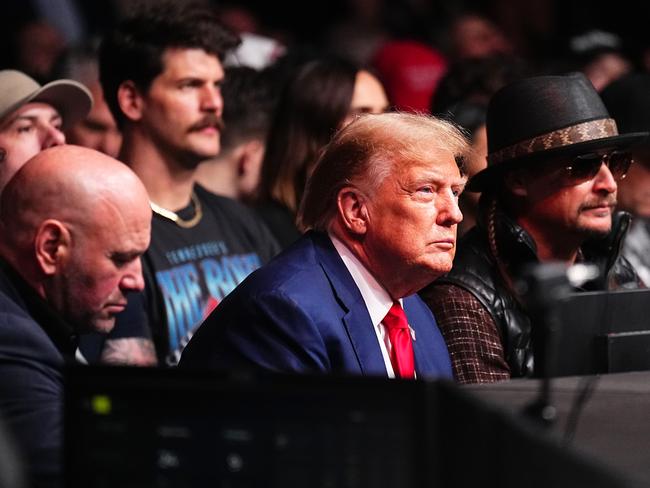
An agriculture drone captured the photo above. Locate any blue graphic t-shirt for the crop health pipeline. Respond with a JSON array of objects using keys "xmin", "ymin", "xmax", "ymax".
[{"xmin": 113, "ymin": 185, "xmax": 280, "ymax": 366}]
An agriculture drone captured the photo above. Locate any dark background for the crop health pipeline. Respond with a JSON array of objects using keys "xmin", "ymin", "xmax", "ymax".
[{"xmin": 2, "ymin": 0, "xmax": 650, "ymax": 72}]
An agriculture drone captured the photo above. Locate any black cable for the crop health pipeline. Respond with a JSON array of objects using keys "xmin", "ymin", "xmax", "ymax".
[{"xmin": 563, "ymin": 375, "xmax": 600, "ymax": 444}]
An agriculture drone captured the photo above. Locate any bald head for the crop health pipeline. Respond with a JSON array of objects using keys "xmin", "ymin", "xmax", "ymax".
[
  {"xmin": 2, "ymin": 145, "xmax": 147, "ymax": 233},
  {"xmin": 0, "ymin": 145, "xmax": 152, "ymax": 333}
]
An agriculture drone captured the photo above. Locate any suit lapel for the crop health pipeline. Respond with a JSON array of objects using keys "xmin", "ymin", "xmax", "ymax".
[
  {"xmin": 342, "ymin": 308, "xmax": 389, "ymax": 376},
  {"xmin": 403, "ymin": 296, "xmax": 436, "ymax": 375},
  {"xmin": 309, "ymin": 232, "xmax": 387, "ymax": 376}
]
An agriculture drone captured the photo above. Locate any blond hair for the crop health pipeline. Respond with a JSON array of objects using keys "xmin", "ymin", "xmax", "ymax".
[{"xmin": 297, "ymin": 112, "xmax": 469, "ymax": 231}]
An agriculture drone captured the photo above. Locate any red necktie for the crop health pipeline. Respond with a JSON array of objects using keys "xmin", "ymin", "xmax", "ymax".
[{"xmin": 383, "ymin": 302, "xmax": 415, "ymax": 379}]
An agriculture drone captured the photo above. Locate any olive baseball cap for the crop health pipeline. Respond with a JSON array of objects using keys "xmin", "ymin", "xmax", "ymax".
[{"xmin": 0, "ymin": 70, "xmax": 93, "ymax": 128}]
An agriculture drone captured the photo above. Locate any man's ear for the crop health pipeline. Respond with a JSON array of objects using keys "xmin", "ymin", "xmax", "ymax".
[
  {"xmin": 35, "ymin": 220, "xmax": 71, "ymax": 276},
  {"xmin": 504, "ymin": 169, "xmax": 529, "ymax": 197},
  {"xmin": 336, "ymin": 186, "xmax": 369, "ymax": 236},
  {"xmin": 117, "ymin": 80, "xmax": 145, "ymax": 122},
  {"xmin": 237, "ymin": 139, "xmax": 264, "ymax": 177}
]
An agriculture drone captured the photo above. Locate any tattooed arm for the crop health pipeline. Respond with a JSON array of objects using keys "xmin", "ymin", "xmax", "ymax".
[{"xmin": 100, "ymin": 338, "xmax": 158, "ymax": 366}]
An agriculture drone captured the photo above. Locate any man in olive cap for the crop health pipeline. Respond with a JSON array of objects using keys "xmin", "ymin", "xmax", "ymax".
[
  {"xmin": 421, "ymin": 73, "xmax": 647, "ymax": 384},
  {"xmin": 0, "ymin": 69, "xmax": 92, "ymax": 192}
]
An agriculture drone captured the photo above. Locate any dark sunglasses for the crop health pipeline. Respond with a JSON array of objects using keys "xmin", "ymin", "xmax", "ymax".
[{"xmin": 564, "ymin": 151, "xmax": 633, "ymax": 183}]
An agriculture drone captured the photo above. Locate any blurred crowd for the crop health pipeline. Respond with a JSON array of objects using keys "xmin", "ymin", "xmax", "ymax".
[{"xmin": 4, "ymin": 0, "xmax": 650, "ymax": 238}]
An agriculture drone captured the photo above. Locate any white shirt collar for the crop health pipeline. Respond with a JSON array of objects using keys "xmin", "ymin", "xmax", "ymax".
[
  {"xmin": 75, "ymin": 347, "xmax": 88, "ymax": 365},
  {"xmin": 329, "ymin": 233, "xmax": 400, "ymax": 327}
]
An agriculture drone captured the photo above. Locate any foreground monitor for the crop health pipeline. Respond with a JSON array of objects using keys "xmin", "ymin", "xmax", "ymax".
[
  {"xmin": 65, "ymin": 366, "xmax": 636, "ymax": 487},
  {"xmin": 548, "ymin": 288, "xmax": 650, "ymax": 377}
]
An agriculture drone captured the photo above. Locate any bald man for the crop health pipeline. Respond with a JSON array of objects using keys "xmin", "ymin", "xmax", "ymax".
[{"xmin": 0, "ymin": 145, "xmax": 151, "ymax": 485}]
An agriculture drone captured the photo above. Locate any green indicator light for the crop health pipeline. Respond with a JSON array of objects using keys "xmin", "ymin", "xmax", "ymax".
[{"xmin": 91, "ymin": 395, "xmax": 112, "ymax": 415}]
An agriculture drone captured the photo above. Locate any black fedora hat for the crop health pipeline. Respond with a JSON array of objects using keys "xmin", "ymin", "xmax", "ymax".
[{"xmin": 467, "ymin": 73, "xmax": 648, "ymax": 192}]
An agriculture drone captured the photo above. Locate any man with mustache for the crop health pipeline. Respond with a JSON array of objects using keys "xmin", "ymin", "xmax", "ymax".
[
  {"xmin": 420, "ymin": 73, "xmax": 646, "ymax": 383},
  {"xmin": 96, "ymin": 1, "xmax": 280, "ymax": 366}
]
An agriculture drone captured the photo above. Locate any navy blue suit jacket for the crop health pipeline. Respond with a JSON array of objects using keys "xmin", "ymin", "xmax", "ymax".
[
  {"xmin": 180, "ymin": 232, "xmax": 452, "ymax": 379},
  {"xmin": 0, "ymin": 261, "xmax": 76, "ymax": 486}
]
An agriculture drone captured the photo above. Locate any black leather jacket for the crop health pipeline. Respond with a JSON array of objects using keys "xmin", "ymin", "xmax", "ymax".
[{"xmin": 437, "ymin": 210, "xmax": 640, "ymax": 377}]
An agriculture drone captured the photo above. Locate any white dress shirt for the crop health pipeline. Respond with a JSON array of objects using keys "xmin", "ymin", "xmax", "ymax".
[{"xmin": 330, "ymin": 234, "xmax": 415, "ymax": 378}]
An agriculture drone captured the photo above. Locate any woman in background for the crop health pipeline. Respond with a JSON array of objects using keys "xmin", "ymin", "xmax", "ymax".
[{"xmin": 255, "ymin": 57, "xmax": 389, "ymax": 248}]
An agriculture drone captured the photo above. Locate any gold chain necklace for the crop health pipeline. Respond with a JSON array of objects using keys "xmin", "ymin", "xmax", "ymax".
[{"xmin": 150, "ymin": 192, "xmax": 203, "ymax": 228}]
